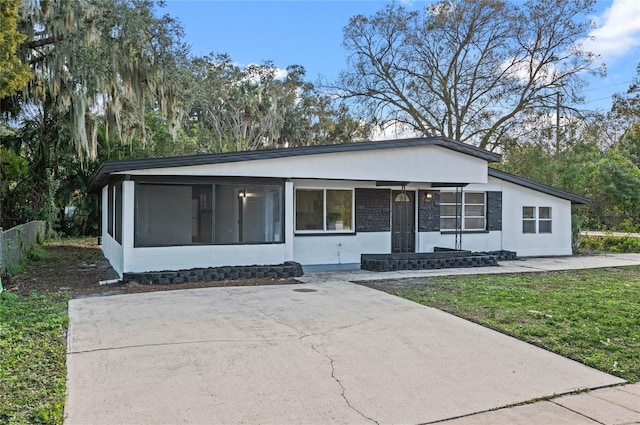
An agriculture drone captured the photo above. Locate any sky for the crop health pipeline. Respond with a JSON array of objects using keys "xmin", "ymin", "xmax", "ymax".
[{"xmin": 162, "ymin": 0, "xmax": 640, "ymax": 113}]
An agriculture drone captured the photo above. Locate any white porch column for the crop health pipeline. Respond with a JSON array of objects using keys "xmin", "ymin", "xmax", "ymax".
[
  {"xmin": 284, "ymin": 180, "xmax": 295, "ymax": 261},
  {"xmin": 121, "ymin": 180, "xmax": 135, "ymax": 271}
]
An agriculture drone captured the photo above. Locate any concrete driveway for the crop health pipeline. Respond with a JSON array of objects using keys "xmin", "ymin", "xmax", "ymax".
[{"xmin": 65, "ymin": 281, "xmax": 624, "ymax": 424}]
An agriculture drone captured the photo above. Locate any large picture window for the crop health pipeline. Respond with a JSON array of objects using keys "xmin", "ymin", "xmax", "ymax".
[
  {"xmin": 135, "ymin": 182, "xmax": 283, "ymax": 247},
  {"xmin": 440, "ymin": 191, "xmax": 486, "ymax": 231},
  {"xmin": 295, "ymin": 189, "xmax": 353, "ymax": 232}
]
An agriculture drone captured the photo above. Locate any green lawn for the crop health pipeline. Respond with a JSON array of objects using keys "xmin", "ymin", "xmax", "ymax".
[
  {"xmin": 0, "ymin": 291, "xmax": 69, "ymax": 425},
  {"xmin": 392, "ymin": 266, "xmax": 640, "ymax": 383}
]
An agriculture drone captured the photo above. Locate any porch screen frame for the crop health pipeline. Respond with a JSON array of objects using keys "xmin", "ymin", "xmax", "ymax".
[{"xmin": 133, "ymin": 177, "xmax": 285, "ymax": 247}]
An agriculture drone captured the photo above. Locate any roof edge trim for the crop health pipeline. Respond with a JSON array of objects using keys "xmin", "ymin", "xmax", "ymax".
[
  {"xmin": 88, "ymin": 137, "xmax": 500, "ymax": 192},
  {"xmin": 488, "ymin": 168, "xmax": 589, "ymax": 204}
]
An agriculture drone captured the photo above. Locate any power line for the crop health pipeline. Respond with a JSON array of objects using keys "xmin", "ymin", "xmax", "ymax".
[
  {"xmin": 584, "ymin": 95, "xmax": 617, "ymax": 103},
  {"xmin": 578, "ymin": 80, "xmax": 634, "ymax": 94}
]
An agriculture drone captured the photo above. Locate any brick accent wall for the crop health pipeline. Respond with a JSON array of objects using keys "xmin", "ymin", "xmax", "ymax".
[
  {"xmin": 355, "ymin": 188, "xmax": 391, "ymax": 232},
  {"xmin": 418, "ymin": 190, "xmax": 440, "ymax": 232},
  {"xmin": 487, "ymin": 191, "xmax": 503, "ymax": 231}
]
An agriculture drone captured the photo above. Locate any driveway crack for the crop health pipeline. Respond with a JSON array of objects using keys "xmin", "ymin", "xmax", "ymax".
[
  {"xmin": 310, "ymin": 344, "xmax": 380, "ymax": 425},
  {"xmin": 68, "ymin": 337, "xmax": 294, "ymax": 354},
  {"xmin": 298, "ymin": 317, "xmax": 377, "ymax": 341},
  {"xmin": 256, "ymin": 307, "xmax": 302, "ymax": 334}
]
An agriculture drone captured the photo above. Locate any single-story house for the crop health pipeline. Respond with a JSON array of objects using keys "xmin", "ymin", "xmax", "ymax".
[{"xmin": 88, "ymin": 137, "xmax": 588, "ymax": 278}]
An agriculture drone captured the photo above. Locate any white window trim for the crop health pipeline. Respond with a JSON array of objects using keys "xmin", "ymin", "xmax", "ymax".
[
  {"xmin": 538, "ymin": 207, "xmax": 552, "ymax": 234},
  {"xmin": 294, "ymin": 187, "xmax": 355, "ymax": 233},
  {"xmin": 440, "ymin": 191, "xmax": 487, "ymax": 231},
  {"xmin": 522, "ymin": 206, "xmax": 537, "ymax": 234},
  {"xmin": 522, "ymin": 206, "xmax": 552, "ymax": 234}
]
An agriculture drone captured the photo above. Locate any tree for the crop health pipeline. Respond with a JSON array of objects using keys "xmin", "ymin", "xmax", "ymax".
[
  {"xmin": 3, "ymin": 0, "xmax": 189, "ymax": 157},
  {"xmin": 586, "ymin": 149, "xmax": 640, "ymax": 230},
  {"xmin": 0, "ymin": 0, "xmax": 31, "ymax": 97},
  {"xmin": 186, "ymin": 55, "xmax": 368, "ymax": 152},
  {"xmin": 334, "ymin": 0, "xmax": 602, "ymax": 151},
  {"xmin": 612, "ymin": 63, "xmax": 640, "ymax": 166}
]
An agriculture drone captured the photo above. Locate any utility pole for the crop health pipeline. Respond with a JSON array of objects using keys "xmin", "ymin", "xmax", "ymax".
[{"xmin": 555, "ymin": 91, "xmax": 561, "ymax": 155}]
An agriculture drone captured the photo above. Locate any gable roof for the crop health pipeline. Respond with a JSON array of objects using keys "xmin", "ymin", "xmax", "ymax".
[
  {"xmin": 488, "ymin": 168, "xmax": 589, "ymax": 204},
  {"xmin": 88, "ymin": 137, "xmax": 500, "ymax": 192}
]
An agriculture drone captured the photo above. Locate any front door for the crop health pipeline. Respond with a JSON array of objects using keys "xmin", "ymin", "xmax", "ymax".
[{"xmin": 392, "ymin": 190, "xmax": 415, "ymax": 253}]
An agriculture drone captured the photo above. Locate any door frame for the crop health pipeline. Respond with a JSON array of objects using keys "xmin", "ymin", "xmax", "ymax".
[{"xmin": 391, "ymin": 189, "xmax": 416, "ymax": 253}]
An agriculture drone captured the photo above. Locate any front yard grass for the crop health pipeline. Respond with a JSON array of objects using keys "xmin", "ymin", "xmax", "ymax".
[
  {"xmin": 0, "ymin": 291, "xmax": 69, "ymax": 424},
  {"xmin": 392, "ymin": 266, "xmax": 640, "ymax": 383}
]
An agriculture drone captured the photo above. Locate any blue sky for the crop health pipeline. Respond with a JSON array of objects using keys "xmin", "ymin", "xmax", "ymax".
[{"xmin": 163, "ymin": 0, "xmax": 640, "ymax": 112}]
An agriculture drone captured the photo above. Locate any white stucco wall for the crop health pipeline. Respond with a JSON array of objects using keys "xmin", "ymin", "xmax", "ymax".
[
  {"xmin": 117, "ymin": 145, "xmax": 490, "ymax": 184},
  {"xmin": 497, "ymin": 178, "xmax": 573, "ymax": 256},
  {"xmin": 418, "ymin": 231, "xmax": 503, "ymax": 253},
  {"xmin": 102, "ymin": 233, "xmax": 123, "ymax": 277},
  {"xmin": 123, "ymin": 244, "xmax": 288, "ymax": 273},
  {"xmin": 294, "ymin": 233, "xmax": 390, "ymax": 266}
]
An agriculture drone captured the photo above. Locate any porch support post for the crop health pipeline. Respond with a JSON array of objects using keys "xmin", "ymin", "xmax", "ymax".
[
  {"xmin": 284, "ymin": 180, "xmax": 294, "ymax": 261},
  {"xmin": 121, "ymin": 180, "xmax": 135, "ymax": 270}
]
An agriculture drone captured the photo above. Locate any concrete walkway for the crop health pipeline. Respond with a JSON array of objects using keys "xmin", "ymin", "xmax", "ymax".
[
  {"xmin": 442, "ymin": 383, "xmax": 640, "ymax": 424},
  {"xmin": 298, "ymin": 253, "xmax": 640, "ymax": 283}
]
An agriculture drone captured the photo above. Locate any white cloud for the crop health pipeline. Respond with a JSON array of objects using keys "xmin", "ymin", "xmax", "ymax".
[
  {"xmin": 584, "ymin": 0, "xmax": 640, "ymax": 61},
  {"xmin": 274, "ymin": 67, "xmax": 289, "ymax": 80},
  {"xmin": 242, "ymin": 63, "xmax": 289, "ymax": 83},
  {"xmin": 370, "ymin": 119, "xmax": 421, "ymax": 141}
]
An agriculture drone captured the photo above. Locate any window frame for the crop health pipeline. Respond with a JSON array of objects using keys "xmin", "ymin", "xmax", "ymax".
[
  {"xmin": 295, "ymin": 187, "xmax": 355, "ymax": 234},
  {"xmin": 114, "ymin": 183, "xmax": 123, "ymax": 244},
  {"xmin": 538, "ymin": 206, "xmax": 552, "ymax": 234},
  {"xmin": 134, "ymin": 180, "xmax": 285, "ymax": 247},
  {"xmin": 440, "ymin": 191, "xmax": 487, "ymax": 231},
  {"xmin": 106, "ymin": 182, "xmax": 123, "ymax": 243},
  {"xmin": 107, "ymin": 184, "xmax": 114, "ymax": 237},
  {"xmin": 522, "ymin": 206, "xmax": 552, "ymax": 234},
  {"xmin": 522, "ymin": 206, "xmax": 537, "ymax": 234}
]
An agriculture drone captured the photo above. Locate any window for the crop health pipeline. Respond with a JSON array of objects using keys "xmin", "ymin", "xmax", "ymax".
[
  {"xmin": 135, "ymin": 182, "xmax": 283, "ymax": 247},
  {"xmin": 522, "ymin": 206, "xmax": 552, "ymax": 234},
  {"xmin": 107, "ymin": 185, "xmax": 114, "ymax": 236},
  {"xmin": 107, "ymin": 183, "xmax": 122, "ymax": 243},
  {"xmin": 539, "ymin": 207, "xmax": 552, "ymax": 233},
  {"xmin": 295, "ymin": 189, "xmax": 353, "ymax": 232},
  {"xmin": 114, "ymin": 183, "xmax": 122, "ymax": 244},
  {"xmin": 522, "ymin": 207, "xmax": 536, "ymax": 233},
  {"xmin": 440, "ymin": 192, "xmax": 486, "ymax": 231}
]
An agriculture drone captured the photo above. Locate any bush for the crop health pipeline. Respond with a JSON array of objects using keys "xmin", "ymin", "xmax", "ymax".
[
  {"xmin": 27, "ymin": 245, "xmax": 53, "ymax": 261},
  {"xmin": 578, "ymin": 235, "xmax": 640, "ymax": 253}
]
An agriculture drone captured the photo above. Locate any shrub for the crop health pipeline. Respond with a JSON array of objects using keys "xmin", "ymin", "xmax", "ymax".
[{"xmin": 578, "ymin": 235, "xmax": 640, "ymax": 253}]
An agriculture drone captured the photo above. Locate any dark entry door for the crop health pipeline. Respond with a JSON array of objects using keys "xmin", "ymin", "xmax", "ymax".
[{"xmin": 392, "ymin": 190, "xmax": 415, "ymax": 253}]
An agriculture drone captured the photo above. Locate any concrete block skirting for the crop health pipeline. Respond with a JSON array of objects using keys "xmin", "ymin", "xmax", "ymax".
[
  {"xmin": 123, "ymin": 261, "xmax": 304, "ymax": 284},
  {"xmin": 477, "ymin": 250, "xmax": 518, "ymax": 261},
  {"xmin": 361, "ymin": 250, "xmax": 517, "ymax": 272}
]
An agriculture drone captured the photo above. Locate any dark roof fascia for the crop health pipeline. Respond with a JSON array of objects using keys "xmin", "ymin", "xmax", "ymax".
[
  {"xmin": 488, "ymin": 168, "xmax": 589, "ymax": 204},
  {"xmin": 88, "ymin": 137, "xmax": 501, "ymax": 192}
]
